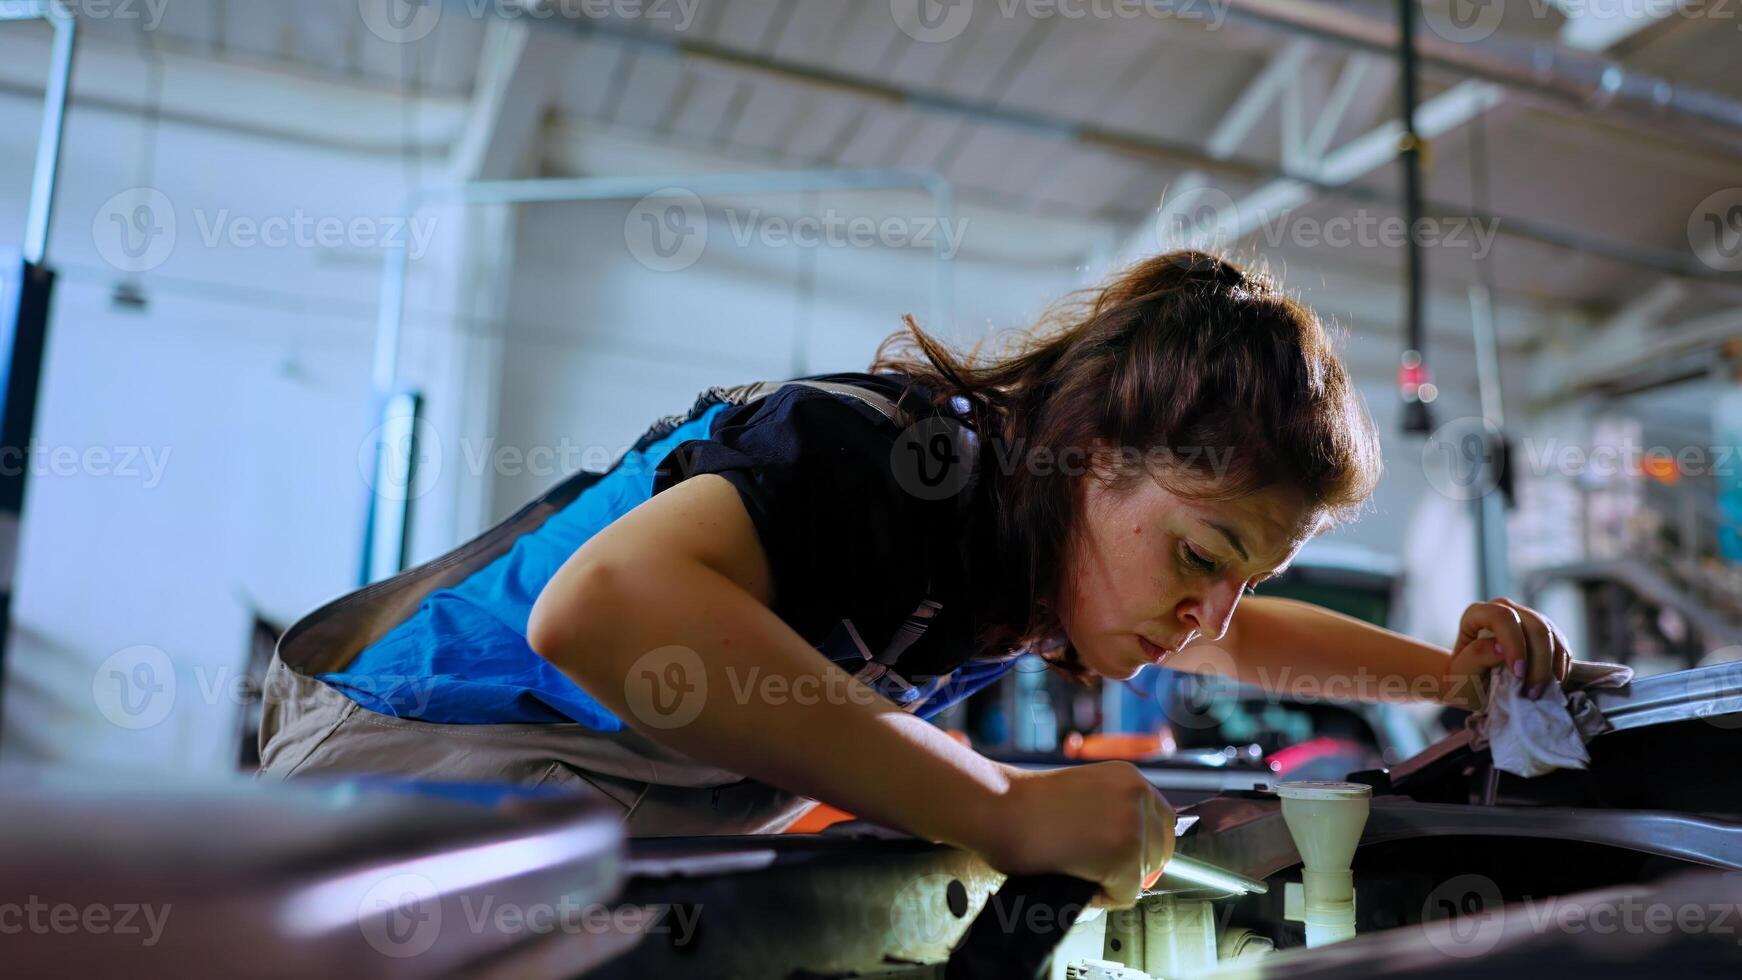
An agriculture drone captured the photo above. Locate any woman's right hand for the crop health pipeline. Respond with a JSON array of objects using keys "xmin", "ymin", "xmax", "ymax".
[{"xmin": 975, "ymin": 761, "xmax": 1176, "ymax": 908}]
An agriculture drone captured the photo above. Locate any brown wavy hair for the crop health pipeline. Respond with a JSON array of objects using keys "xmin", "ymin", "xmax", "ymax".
[{"xmin": 873, "ymin": 250, "xmax": 1382, "ymax": 667}]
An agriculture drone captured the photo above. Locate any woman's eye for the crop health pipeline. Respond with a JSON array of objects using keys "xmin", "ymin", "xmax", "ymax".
[{"xmin": 1180, "ymin": 543, "xmax": 1218, "ymax": 574}]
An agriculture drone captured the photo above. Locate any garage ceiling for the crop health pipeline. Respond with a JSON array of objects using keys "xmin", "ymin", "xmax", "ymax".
[{"xmin": 67, "ymin": 0, "xmax": 1742, "ymax": 323}]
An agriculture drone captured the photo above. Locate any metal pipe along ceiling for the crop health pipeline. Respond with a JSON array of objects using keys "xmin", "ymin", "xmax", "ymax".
[
  {"xmin": 1222, "ymin": 0, "xmax": 1742, "ymax": 144},
  {"xmin": 494, "ymin": 0, "xmax": 1742, "ymax": 150}
]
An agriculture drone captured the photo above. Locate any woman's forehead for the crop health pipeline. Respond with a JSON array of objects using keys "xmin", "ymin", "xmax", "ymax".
[{"xmin": 1146, "ymin": 484, "xmax": 1319, "ymax": 564}]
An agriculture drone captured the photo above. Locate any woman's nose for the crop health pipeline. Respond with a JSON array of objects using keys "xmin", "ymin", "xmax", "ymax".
[{"xmin": 1184, "ymin": 581, "xmax": 1243, "ymax": 641}]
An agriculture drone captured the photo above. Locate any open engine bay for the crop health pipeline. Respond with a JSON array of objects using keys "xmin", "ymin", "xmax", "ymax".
[
  {"xmin": 6, "ymin": 662, "xmax": 1740, "ymax": 979},
  {"xmin": 598, "ymin": 660, "xmax": 1742, "ymax": 978}
]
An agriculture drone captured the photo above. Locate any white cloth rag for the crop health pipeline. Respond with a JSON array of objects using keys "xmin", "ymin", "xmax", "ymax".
[{"xmin": 1466, "ymin": 660, "xmax": 1634, "ymax": 778}]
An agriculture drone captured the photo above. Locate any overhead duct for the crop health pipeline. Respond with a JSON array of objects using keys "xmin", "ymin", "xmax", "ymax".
[
  {"xmin": 463, "ymin": 0, "xmax": 1742, "ymax": 284},
  {"xmin": 1221, "ymin": 0, "xmax": 1742, "ymax": 152},
  {"xmin": 487, "ymin": 0, "xmax": 1742, "ymax": 153}
]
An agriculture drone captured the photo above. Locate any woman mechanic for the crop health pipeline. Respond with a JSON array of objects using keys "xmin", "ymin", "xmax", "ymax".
[{"xmin": 258, "ymin": 250, "xmax": 1573, "ymax": 908}]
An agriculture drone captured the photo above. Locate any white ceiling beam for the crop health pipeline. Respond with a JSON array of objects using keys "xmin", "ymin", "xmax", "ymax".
[
  {"xmin": 1277, "ymin": 47, "xmax": 1329, "ymax": 173},
  {"xmin": 1533, "ymin": 297, "xmax": 1742, "ymax": 400},
  {"xmin": 540, "ymin": 117, "xmax": 1117, "ymax": 265},
  {"xmin": 1207, "ymin": 39, "xmax": 1316, "ymax": 159},
  {"xmin": 1601, "ymin": 278, "xmax": 1689, "ymax": 334},
  {"xmin": 1537, "ymin": 1, "xmax": 1697, "ymax": 345},
  {"xmin": 1300, "ymin": 53, "xmax": 1376, "ymax": 166},
  {"xmin": 449, "ymin": 17, "xmax": 569, "ymax": 181},
  {"xmin": 422, "ymin": 18, "xmax": 572, "ymax": 546},
  {"xmin": 1194, "ymin": 79, "xmax": 1506, "ymax": 246},
  {"xmin": 1149, "ymin": 171, "xmax": 1211, "ymax": 245},
  {"xmin": 0, "ymin": 25, "xmax": 466, "ymax": 154},
  {"xmin": 1115, "ymin": 2, "xmax": 1665, "ymax": 271},
  {"xmin": 1104, "ymin": 39, "xmax": 1316, "ymax": 271},
  {"xmin": 1528, "ymin": 276, "xmax": 1689, "ymax": 399},
  {"xmin": 1549, "ymin": 0, "xmax": 1679, "ymax": 52}
]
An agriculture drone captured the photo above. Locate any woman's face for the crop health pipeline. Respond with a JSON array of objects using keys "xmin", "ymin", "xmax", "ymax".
[{"xmin": 1058, "ymin": 470, "xmax": 1318, "ymax": 681}]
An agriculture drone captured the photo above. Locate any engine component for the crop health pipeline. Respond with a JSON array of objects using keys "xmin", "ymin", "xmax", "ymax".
[
  {"xmin": 1278, "ymin": 780, "xmax": 1373, "ymax": 946},
  {"xmin": 1066, "ymin": 959, "xmax": 1152, "ymax": 979}
]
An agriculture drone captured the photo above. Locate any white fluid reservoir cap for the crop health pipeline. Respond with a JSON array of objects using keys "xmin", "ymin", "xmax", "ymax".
[{"xmin": 1276, "ymin": 780, "xmax": 1373, "ymax": 801}]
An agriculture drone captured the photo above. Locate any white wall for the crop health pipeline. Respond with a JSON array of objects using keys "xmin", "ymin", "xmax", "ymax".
[
  {"xmin": 0, "ymin": 92, "xmax": 417, "ymax": 772},
  {"xmin": 478, "ymin": 194, "xmax": 1081, "ymax": 525}
]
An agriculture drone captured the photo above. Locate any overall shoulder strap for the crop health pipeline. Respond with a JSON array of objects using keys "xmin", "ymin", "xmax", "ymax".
[
  {"xmin": 742, "ymin": 377, "xmax": 988, "ymax": 684},
  {"xmin": 734, "ymin": 378, "xmax": 906, "ymax": 426}
]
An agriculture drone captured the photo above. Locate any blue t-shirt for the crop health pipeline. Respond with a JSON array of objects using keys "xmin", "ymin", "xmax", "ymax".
[{"xmin": 322, "ymin": 376, "xmax": 1013, "ymax": 729}]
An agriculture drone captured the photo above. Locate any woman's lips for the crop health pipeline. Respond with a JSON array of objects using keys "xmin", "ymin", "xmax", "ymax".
[{"xmin": 1137, "ymin": 635, "xmax": 1171, "ymax": 665}]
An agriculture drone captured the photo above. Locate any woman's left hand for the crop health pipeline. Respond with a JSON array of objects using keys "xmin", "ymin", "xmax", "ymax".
[{"xmin": 1440, "ymin": 598, "xmax": 1574, "ymax": 711}]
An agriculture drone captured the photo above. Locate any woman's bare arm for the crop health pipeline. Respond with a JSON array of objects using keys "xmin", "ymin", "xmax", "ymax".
[
  {"xmin": 1185, "ymin": 596, "xmax": 1461, "ymax": 705},
  {"xmin": 1220, "ymin": 592, "xmax": 1578, "ymax": 709},
  {"xmin": 527, "ymin": 474, "xmax": 1006, "ymax": 846},
  {"xmin": 527, "ymin": 473, "xmax": 1173, "ymax": 905}
]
